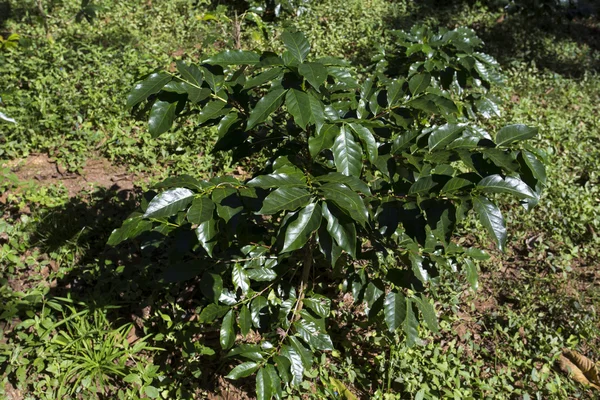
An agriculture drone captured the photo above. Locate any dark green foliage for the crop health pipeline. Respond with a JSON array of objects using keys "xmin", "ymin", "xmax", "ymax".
[{"xmin": 112, "ymin": 27, "xmax": 545, "ymax": 398}]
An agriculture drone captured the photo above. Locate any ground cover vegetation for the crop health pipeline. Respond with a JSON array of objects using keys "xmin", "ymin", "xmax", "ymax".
[{"xmin": 0, "ymin": 0, "xmax": 598, "ymax": 399}]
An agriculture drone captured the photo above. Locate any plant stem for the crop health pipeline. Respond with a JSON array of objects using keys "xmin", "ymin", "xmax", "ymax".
[{"xmin": 293, "ymin": 238, "xmax": 314, "ymax": 321}]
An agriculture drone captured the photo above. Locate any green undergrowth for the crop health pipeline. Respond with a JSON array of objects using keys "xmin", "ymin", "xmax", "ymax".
[{"xmin": 1, "ymin": 0, "xmax": 599, "ymax": 399}]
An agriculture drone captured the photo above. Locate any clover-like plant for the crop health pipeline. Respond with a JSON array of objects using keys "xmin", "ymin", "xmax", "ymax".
[{"xmin": 110, "ymin": 27, "xmax": 546, "ymax": 398}]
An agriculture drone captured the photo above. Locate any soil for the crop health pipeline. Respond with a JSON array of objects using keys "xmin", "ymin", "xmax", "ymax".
[{"xmin": 3, "ymin": 153, "xmax": 137, "ymax": 197}]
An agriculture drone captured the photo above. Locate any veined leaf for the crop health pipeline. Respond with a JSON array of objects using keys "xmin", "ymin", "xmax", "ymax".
[
  {"xmin": 332, "ymin": 125, "xmax": 363, "ymax": 177},
  {"xmin": 282, "ymin": 31, "xmax": 311, "ymax": 64},
  {"xmin": 196, "ymin": 218, "xmax": 218, "ymax": 257},
  {"xmin": 256, "ymin": 368, "xmax": 272, "ymax": 400},
  {"xmin": 248, "ymin": 173, "xmax": 305, "ymax": 188},
  {"xmin": 384, "ymin": 291, "xmax": 407, "ymax": 333},
  {"xmin": 281, "ymin": 345, "xmax": 303, "ymax": 386},
  {"xmin": 349, "ymin": 123, "xmax": 378, "ymax": 164},
  {"xmin": 521, "ymin": 150, "xmax": 547, "ymax": 184},
  {"xmin": 321, "ymin": 202, "xmax": 356, "ymax": 258},
  {"xmin": 176, "ymin": 61, "xmax": 203, "ymax": 87},
  {"xmin": 203, "ymin": 50, "xmax": 261, "ymax": 65},
  {"xmin": 428, "ymin": 123, "xmax": 466, "ymax": 152},
  {"xmin": 265, "ymin": 364, "xmax": 283, "ymax": 399},
  {"xmin": 319, "ymin": 183, "xmax": 368, "ymax": 226},
  {"xmin": 251, "ymin": 296, "xmax": 268, "ymax": 328},
  {"xmin": 199, "ymin": 272, "xmax": 223, "ymax": 303},
  {"xmin": 307, "ymin": 93, "xmax": 325, "ymax": 133},
  {"xmin": 232, "ymin": 264, "xmax": 250, "ymax": 295},
  {"xmin": 387, "ymin": 79, "xmax": 405, "ymax": 106},
  {"xmin": 220, "ymin": 310, "xmax": 235, "ymax": 349},
  {"xmin": 126, "ymin": 72, "xmax": 171, "ymax": 108},
  {"xmin": 496, "ymin": 124, "xmax": 538, "ymax": 146},
  {"xmin": 286, "ymin": 89, "xmax": 312, "ymax": 129},
  {"xmin": 282, "ymin": 203, "xmax": 322, "ymax": 253},
  {"xmin": 294, "ymin": 319, "xmax": 333, "ymax": 351},
  {"xmin": 199, "ymin": 304, "xmax": 229, "ymax": 323},
  {"xmin": 441, "ymin": 176, "xmax": 475, "ymax": 193},
  {"xmin": 403, "ymin": 300, "xmax": 420, "ymax": 348},
  {"xmin": 226, "ymin": 362, "xmax": 260, "ymax": 380},
  {"xmin": 247, "ymin": 89, "xmax": 287, "ymax": 130},
  {"xmin": 464, "ymin": 259, "xmax": 478, "ymax": 290},
  {"xmin": 303, "ymin": 295, "xmax": 331, "ymax": 318},
  {"xmin": 148, "ymin": 100, "xmax": 177, "ymax": 137},
  {"xmin": 107, "ymin": 217, "xmax": 152, "ymax": 246},
  {"xmin": 316, "ymin": 173, "xmax": 370, "ymax": 195},
  {"xmin": 244, "ymin": 67, "xmax": 283, "ymax": 89},
  {"xmin": 298, "ymin": 62, "xmax": 327, "ymax": 89},
  {"xmin": 309, "ymin": 124, "xmax": 339, "ymax": 158},
  {"xmin": 408, "ymin": 73, "xmax": 431, "ymax": 95},
  {"xmin": 409, "ymin": 176, "xmax": 437, "ymax": 196},
  {"xmin": 144, "ymin": 188, "xmax": 194, "ymax": 219},
  {"xmin": 198, "ymin": 100, "xmax": 227, "ymax": 125},
  {"xmin": 414, "ymin": 295, "xmax": 439, "ymax": 333},
  {"xmin": 473, "ymin": 196, "xmax": 506, "ymax": 251},
  {"xmin": 187, "ymin": 197, "xmax": 215, "ymax": 224},
  {"xmin": 259, "ymin": 187, "xmax": 311, "ymax": 215},
  {"xmin": 477, "ymin": 174, "xmax": 536, "ymax": 199}
]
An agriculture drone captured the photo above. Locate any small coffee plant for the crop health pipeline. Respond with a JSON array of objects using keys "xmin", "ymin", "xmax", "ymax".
[{"xmin": 111, "ymin": 26, "xmax": 546, "ymax": 398}]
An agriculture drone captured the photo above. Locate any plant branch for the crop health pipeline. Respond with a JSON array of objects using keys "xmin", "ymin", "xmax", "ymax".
[{"xmin": 292, "ymin": 238, "xmax": 314, "ymax": 321}]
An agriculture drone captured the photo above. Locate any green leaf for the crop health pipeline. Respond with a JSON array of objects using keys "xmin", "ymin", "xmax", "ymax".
[
  {"xmin": 265, "ymin": 364, "xmax": 283, "ymax": 399},
  {"xmin": 203, "ymin": 50, "xmax": 261, "ymax": 65},
  {"xmin": 251, "ymin": 296, "xmax": 268, "ymax": 328},
  {"xmin": 321, "ymin": 202, "xmax": 356, "ymax": 258},
  {"xmin": 475, "ymin": 96, "xmax": 501, "ymax": 119},
  {"xmin": 441, "ymin": 176, "xmax": 475, "ymax": 193},
  {"xmin": 107, "ymin": 217, "xmax": 152, "ymax": 246},
  {"xmin": 496, "ymin": 124, "xmax": 538, "ymax": 146},
  {"xmin": 307, "ymin": 94, "xmax": 325, "ymax": 133},
  {"xmin": 232, "ymin": 264, "xmax": 250, "ymax": 295},
  {"xmin": 298, "ymin": 62, "xmax": 328, "ymax": 89},
  {"xmin": 154, "ymin": 175, "xmax": 207, "ymax": 191},
  {"xmin": 303, "ymin": 295, "xmax": 331, "ymax": 318},
  {"xmin": 464, "ymin": 259, "xmax": 478, "ymax": 290},
  {"xmin": 246, "ymin": 267, "xmax": 277, "ymax": 282},
  {"xmin": 259, "ymin": 187, "xmax": 311, "ymax": 215},
  {"xmin": 226, "ymin": 362, "xmax": 260, "ymax": 380},
  {"xmin": 332, "ymin": 125, "xmax": 363, "ymax": 177},
  {"xmin": 281, "ymin": 345, "xmax": 303, "ymax": 386},
  {"xmin": 286, "ymin": 89, "xmax": 312, "ymax": 129},
  {"xmin": 198, "ymin": 100, "xmax": 227, "ymax": 125},
  {"xmin": 196, "ymin": 218, "xmax": 218, "ymax": 257},
  {"xmin": 288, "ymin": 336, "xmax": 313, "ymax": 368},
  {"xmin": 477, "ymin": 175, "xmax": 536, "ymax": 199},
  {"xmin": 403, "ymin": 300, "xmax": 420, "ymax": 348},
  {"xmin": 428, "ymin": 124, "xmax": 466, "ymax": 152},
  {"xmin": 256, "ymin": 368, "xmax": 272, "ymax": 400},
  {"xmin": 200, "ymin": 66, "xmax": 224, "ymax": 92},
  {"xmin": 248, "ymin": 173, "xmax": 305, "ymax": 188},
  {"xmin": 319, "ymin": 183, "xmax": 368, "ymax": 226},
  {"xmin": 294, "ymin": 319, "xmax": 333, "ymax": 351},
  {"xmin": 148, "ymin": 100, "xmax": 177, "ymax": 137},
  {"xmin": 282, "ymin": 31, "xmax": 311, "ymax": 64},
  {"xmin": 199, "ymin": 272, "xmax": 223, "ymax": 303},
  {"xmin": 0, "ymin": 112, "xmax": 16, "ymax": 124},
  {"xmin": 415, "ymin": 295, "xmax": 439, "ymax": 333},
  {"xmin": 474, "ymin": 60, "xmax": 503, "ymax": 85},
  {"xmin": 144, "ymin": 188, "xmax": 194, "ymax": 219},
  {"xmin": 521, "ymin": 150, "xmax": 547, "ymax": 184},
  {"xmin": 387, "ymin": 79, "xmax": 405, "ymax": 106},
  {"xmin": 244, "ymin": 67, "xmax": 283, "ymax": 89},
  {"xmin": 273, "ymin": 355, "xmax": 292, "ymax": 385},
  {"xmin": 349, "ymin": 123, "xmax": 378, "ymax": 164},
  {"xmin": 247, "ymin": 89, "xmax": 287, "ymax": 130},
  {"xmin": 144, "ymin": 386, "xmax": 160, "ymax": 399},
  {"xmin": 199, "ymin": 304, "xmax": 229, "ymax": 323},
  {"xmin": 220, "ymin": 310, "xmax": 235, "ymax": 349},
  {"xmin": 408, "ymin": 73, "xmax": 431, "ymax": 95},
  {"xmin": 392, "ymin": 130, "xmax": 419, "ymax": 153},
  {"xmin": 309, "ymin": 124, "xmax": 339, "ymax": 158},
  {"xmin": 409, "ymin": 176, "xmax": 437, "ymax": 196},
  {"xmin": 316, "ymin": 173, "xmax": 370, "ymax": 195},
  {"xmin": 176, "ymin": 61, "xmax": 203, "ymax": 87},
  {"xmin": 239, "ymin": 306, "xmax": 252, "ymax": 336},
  {"xmin": 187, "ymin": 197, "xmax": 215, "ymax": 224},
  {"xmin": 473, "ymin": 196, "xmax": 506, "ymax": 251},
  {"xmin": 384, "ymin": 291, "xmax": 407, "ymax": 333},
  {"xmin": 126, "ymin": 72, "xmax": 171, "ymax": 108},
  {"xmin": 410, "ymin": 253, "xmax": 429, "ymax": 283},
  {"xmin": 282, "ymin": 203, "xmax": 322, "ymax": 253}
]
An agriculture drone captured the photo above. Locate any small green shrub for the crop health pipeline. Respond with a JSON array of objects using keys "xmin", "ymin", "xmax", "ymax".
[{"xmin": 110, "ymin": 26, "xmax": 546, "ymax": 398}]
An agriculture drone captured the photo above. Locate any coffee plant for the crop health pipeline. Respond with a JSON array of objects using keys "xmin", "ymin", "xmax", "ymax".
[{"xmin": 110, "ymin": 26, "xmax": 546, "ymax": 398}]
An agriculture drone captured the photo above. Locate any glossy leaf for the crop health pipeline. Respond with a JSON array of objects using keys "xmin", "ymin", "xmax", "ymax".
[
  {"xmin": 199, "ymin": 272, "xmax": 223, "ymax": 303},
  {"xmin": 199, "ymin": 304, "xmax": 229, "ymax": 323},
  {"xmin": 303, "ymin": 295, "xmax": 331, "ymax": 318},
  {"xmin": 144, "ymin": 188, "xmax": 194, "ymax": 219},
  {"xmin": 294, "ymin": 319, "xmax": 333, "ymax": 351},
  {"xmin": 286, "ymin": 89, "xmax": 312, "ymax": 129},
  {"xmin": 265, "ymin": 364, "xmax": 283, "ymax": 399},
  {"xmin": 256, "ymin": 368, "xmax": 272, "ymax": 400},
  {"xmin": 316, "ymin": 173, "xmax": 370, "ymax": 195},
  {"xmin": 247, "ymin": 89, "xmax": 287, "ymax": 130},
  {"xmin": 126, "ymin": 72, "xmax": 171, "ymax": 108},
  {"xmin": 496, "ymin": 124, "xmax": 538, "ymax": 146},
  {"xmin": 428, "ymin": 124, "xmax": 466, "ymax": 152},
  {"xmin": 226, "ymin": 362, "xmax": 260, "ymax": 380},
  {"xmin": 107, "ymin": 216, "xmax": 152, "ymax": 246},
  {"xmin": 477, "ymin": 175, "xmax": 536, "ymax": 199},
  {"xmin": 298, "ymin": 62, "xmax": 328, "ymax": 89},
  {"xmin": 464, "ymin": 259, "xmax": 478, "ymax": 290},
  {"xmin": 349, "ymin": 123, "xmax": 378, "ymax": 163},
  {"xmin": 251, "ymin": 296, "xmax": 268, "ymax": 328},
  {"xmin": 308, "ymin": 124, "xmax": 339, "ymax": 158},
  {"xmin": 220, "ymin": 310, "xmax": 235, "ymax": 349},
  {"xmin": 473, "ymin": 195, "xmax": 507, "ymax": 251},
  {"xmin": 408, "ymin": 73, "xmax": 431, "ymax": 95},
  {"xmin": 332, "ymin": 125, "xmax": 363, "ymax": 177},
  {"xmin": 148, "ymin": 100, "xmax": 177, "ymax": 137},
  {"xmin": 248, "ymin": 173, "xmax": 305, "ymax": 188},
  {"xmin": 282, "ymin": 203, "xmax": 322, "ymax": 253},
  {"xmin": 176, "ymin": 61, "xmax": 203, "ymax": 87},
  {"xmin": 321, "ymin": 202, "xmax": 356, "ymax": 258},
  {"xmin": 244, "ymin": 67, "xmax": 283, "ymax": 89},
  {"xmin": 282, "ymin": 31, "xmax": 311, "ymax": 64},
  {"xmin": 238, "ymin": 306, "xmax": 252, "ymax": 336},
  {"xmin": 319, "ymin": 183, "xmax": 368, "ymax": 226},
  {"xmin": 521, "ymin": 150, "xmax": 547, "ymax": 184},
  {"xmin": 415, "ymin": 295, "xmax": 439, "ymax": 333},
  {"xmin": 196, "ymin": 218, "xmax": 218, "ymax": 257},
  {"xmin": 403, "ymin": 300, "xmax": 420, "ymax": 348},
  {"xmin": 259, "ymin": 187, "xmax": 311, "ymax": 215},
  {"xmin": 384, "ymin": 291, "xmax": 407, "ymax": 333},
  {"xmin": 232, "ymin": 264, "xmax": 250, "ymax": 295},
  {"xmin": 187, "ymin": 197, "xmax": 215, "ymax": 224},
  {"xmin": 198, "ymin": 100, "xmax": 227, "ymax": 125},
  {"xmin": 281, "ymin": 345, "xmax": 303, "ymax": 386}
]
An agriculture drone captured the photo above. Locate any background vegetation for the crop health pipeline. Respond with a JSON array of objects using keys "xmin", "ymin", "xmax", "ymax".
[{"xmin": 0, "ymin": 0, "xmax": 598, "ymax": 399}]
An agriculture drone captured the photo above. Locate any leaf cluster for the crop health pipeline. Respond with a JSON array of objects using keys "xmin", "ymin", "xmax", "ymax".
[{"xmin": 113, "ymin": 26, "xmax": 546, "ymax": 398}]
